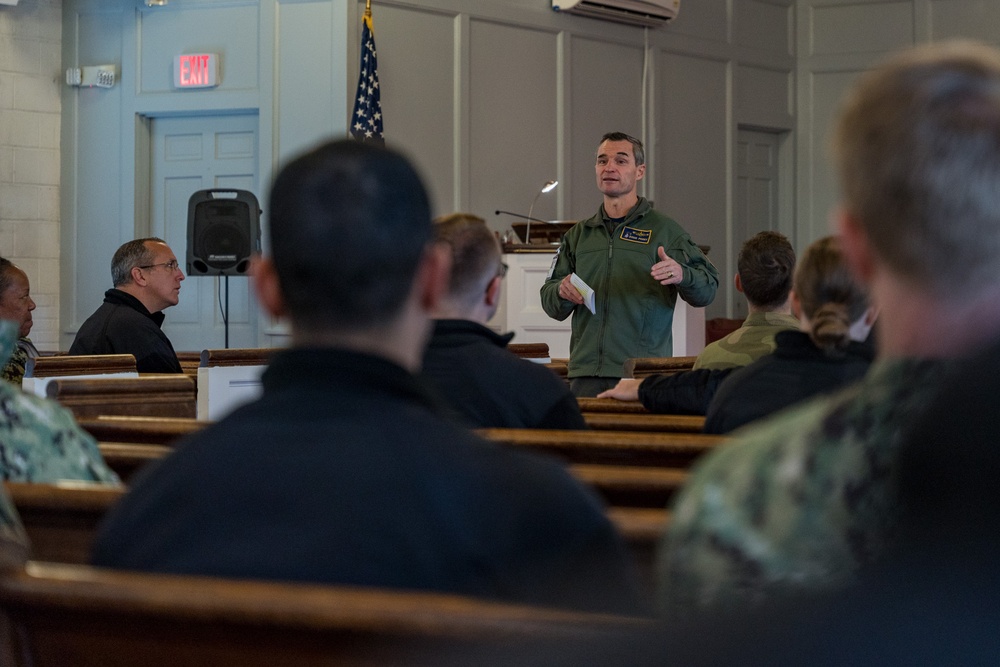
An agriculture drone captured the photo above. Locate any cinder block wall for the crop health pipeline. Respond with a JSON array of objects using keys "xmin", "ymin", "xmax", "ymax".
[{"xmin": 0, "ymin": 0, "xmax": 61, "ymax": 351}]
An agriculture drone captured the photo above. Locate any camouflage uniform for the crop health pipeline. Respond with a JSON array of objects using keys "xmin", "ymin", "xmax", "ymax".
[
  {"xmin": 0, "ymin": 320, "xmax": 119, "ymax": 484},
  {"xmin": 1, "ymin": 337, "xmax": 37, "ymax": 386},
  {"xmin": 659, "ymin": 357, "xmax": 949, "ymax": 613},
  {"xmin": 693, "ymin": 311, "xmax": 800, "ymax": 370}
]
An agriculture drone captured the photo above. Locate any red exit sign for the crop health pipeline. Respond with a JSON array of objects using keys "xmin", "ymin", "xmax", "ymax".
[{"xmin": 174, "ymin": 53, "xmax": 219, "ymax": 89}]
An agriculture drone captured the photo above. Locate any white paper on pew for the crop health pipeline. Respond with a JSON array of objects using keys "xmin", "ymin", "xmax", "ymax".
[
  {"xmin": 570, "ymin": 273, "xmax": 596, "ymax": 314},
  {"xmin": 197, "ymin": 365, "xmax": 266, "ymax": 421},
  {"xmin": 23, "ymin": 372, "xmax": 139, "ymax": 398}
]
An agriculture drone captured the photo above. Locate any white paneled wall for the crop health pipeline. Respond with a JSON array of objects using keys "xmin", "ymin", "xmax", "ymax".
[{"xmin": 5, "ymin": 0, "xmax": 1000, "ymax": 344}]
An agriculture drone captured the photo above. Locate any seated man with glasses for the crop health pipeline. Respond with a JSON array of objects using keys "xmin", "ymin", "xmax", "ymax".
[
  {"xmin": 420, "ymin": 213, "xmax": 586, "ymax": 429},
  {"xmin": 70, "ymin": 237, "xmax": 185, "ymax": 373}
]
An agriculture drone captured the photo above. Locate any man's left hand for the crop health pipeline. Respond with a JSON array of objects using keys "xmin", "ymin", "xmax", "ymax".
[{"xmin": 651, "ymin": 246, "xmax": 683, "ymax": 286}]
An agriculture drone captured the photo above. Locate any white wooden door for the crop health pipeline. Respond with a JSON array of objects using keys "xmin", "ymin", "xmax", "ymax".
[{"xmin": 149, "ymin": 114, "xmax": 260, "ymax": 352}]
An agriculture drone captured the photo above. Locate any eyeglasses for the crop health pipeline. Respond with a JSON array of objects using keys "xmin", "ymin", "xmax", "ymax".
[
  {"xmin": 139, "ymin": 260, "xmax": 180, "ymax": 272},
  {"xmin": 497, "ymin": 262, "xmax": 509, "ymax": 278}
]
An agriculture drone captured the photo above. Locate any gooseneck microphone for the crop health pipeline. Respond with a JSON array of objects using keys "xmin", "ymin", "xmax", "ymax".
[{"xmin": 494, "ymin": 210, "xmax": 548, "ymax": 224}]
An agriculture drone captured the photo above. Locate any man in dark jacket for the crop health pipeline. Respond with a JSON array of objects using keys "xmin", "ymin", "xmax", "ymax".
[
  {"xmin": 92, "ymin": 139, "xmax": 643, "ymax": 615},
  {"xmin": 69, "ymin": 237, "xmax": 184, "ymax": 373},
  {"xmin": 421, "ymin": 213, "xmax": 585, "ymax": 429}
]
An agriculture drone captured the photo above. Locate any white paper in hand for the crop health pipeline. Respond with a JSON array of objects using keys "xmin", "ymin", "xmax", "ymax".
[{"xmin": 570, "ymin": 273, "xmax": 597, "ymax": 314}]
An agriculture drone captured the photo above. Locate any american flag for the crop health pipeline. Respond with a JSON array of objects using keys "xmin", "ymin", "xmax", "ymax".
[{"xmin": 350, "ymin": 7, "xmax": 384, "ymax": 145}]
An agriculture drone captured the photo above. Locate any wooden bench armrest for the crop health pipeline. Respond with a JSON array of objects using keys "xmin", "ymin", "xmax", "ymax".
[
  {"xmin": 200, "ymin": 348, "xmax": 277, "ymax": 368},
  {"xmin": 25, "ymin": 355, "xmax": 137, "ymax": 378}
]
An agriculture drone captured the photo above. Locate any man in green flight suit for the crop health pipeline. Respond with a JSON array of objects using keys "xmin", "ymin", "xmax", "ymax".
[{"xmin": 540, "ymin": 131, "xmax": 719, "ymax": 397}]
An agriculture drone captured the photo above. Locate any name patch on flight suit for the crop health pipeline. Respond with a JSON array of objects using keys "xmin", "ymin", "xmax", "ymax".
[{"xmin": 619, "ymin": 226, "xmax": 652, "ymax": 244}]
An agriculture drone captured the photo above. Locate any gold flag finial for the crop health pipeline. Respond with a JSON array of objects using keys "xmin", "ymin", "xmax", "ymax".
[{"xmin": 364, "ymin": 0, "xmax": 371, "ymax": 18}]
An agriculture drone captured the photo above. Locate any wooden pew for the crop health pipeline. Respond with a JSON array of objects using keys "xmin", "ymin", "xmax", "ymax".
[
  {"xmin": 577, "ymin": 397, "xmax": 650, "ymax": 414},
  {"xmin": 93, "ymin": 443, "xmax": 687, "ymax": 509},
  {"xmin": 80, "ymin": 415, "xmax": 206, "ymax": 446},
  {"xmin": 7, "ymin": 478, "xmax": 668, "ymax": 589},
  {"xmin": 622, "ymin": 356, "xmax": 698, "ymax": 379},
  {"xmin": 175, "ymin": 351, "xmax": 201, "ymax": 381},
  {"xmin": 24, "ymin": 354, "xmax": 137, "ymax": 378},
  {"xmin": 0, "ymin": 561, "xmax": 648, "ymax": 667},
  {"xmin": 5, "ymin": 482, "xmax": 123, "ymax": 565},
  {"xmin": 200, "ymin": 348, "xmax": 277, "ymax": 367},
  {"xmin": 480, "ymin": 428, "xmax": 725, "ymax": 468},
  {"xmin": 508, "ymin": 342, "xmax": 550, "ymax": 362},
  {"xmin": 99, "ymin": 443, "xmax": 172, "ymax": 483},
  {"xmin": 45, "ymin": 375, "xmax": 197, "ymax": 419},
  {"xmin": 583, "ymin": 413, "xmax": 706, "ymax": 433},
  {"xmin": 85, "ymin": 417, "xmax": 724, "ymax": 469},
  {"xmin": 570, "ymin": 464, "xmax": 686, "ymax": 508},
  {"xmin": 21, "ymin": 354, "xmax": 139, "ymax": 397}
]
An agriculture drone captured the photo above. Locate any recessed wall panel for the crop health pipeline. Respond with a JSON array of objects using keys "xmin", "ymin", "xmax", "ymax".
[
  {"xmin": 808, "ymin": 69, "xmax": 862, "ymax": 239},
  {"xmin": 930, "ymin": 0, "xmax": 1000, "ymax": 43},
  {"xmin": 138, "ymin": 3, "xmax": 260, "ymax": 94},
  {"xmin": 669, "ymin": 0, "xmax": 729, "ymax": 43},
  {"xmin": 469, "ymin": 20, "xmax": 558, "ymax": 227},
  {"xmin": 811, "ymin": 2, "xmax": 913, "ymax": 55},
  {"xmin": 657, "ymin": 51, "xmax": 727, "ymax": 315},
  {"xmin": 568, "ymin": 36, "xmax": 643, "ymax": 220},
  {"xmin": 374, "ymin": 5, "xmax": 455, "ymax": 214},
  {"xmin": 736, "ymin": 64, "xmax": 792, "ymax": 129},
  {"xmin": 276, "ymin": 0, "xmax": 336, "ymax": 163},
  {"xmin": 735, "ymin": 0, "xmax": 792, "ymax": 55}
]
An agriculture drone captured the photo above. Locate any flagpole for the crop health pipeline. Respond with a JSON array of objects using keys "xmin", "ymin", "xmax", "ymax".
[{"xmin": 365, "ymin": 0, "xmax": 371, "ymax": 18}]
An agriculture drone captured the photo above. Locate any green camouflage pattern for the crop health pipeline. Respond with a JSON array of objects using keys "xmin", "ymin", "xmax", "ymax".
[
  {"xmin": 693, "ymin": 311, "xmax": 800, "ymax": 370},
  {"xmin": 659, "ymin": 356, "xmax": 949, "ymax": 613},
  {"xmin": 1, "ymin": 338, "xmax": 30, "ymax": 385},
  {"xmin": 0, "ymin": 320, "xmax": 120, "ymax": 484}
]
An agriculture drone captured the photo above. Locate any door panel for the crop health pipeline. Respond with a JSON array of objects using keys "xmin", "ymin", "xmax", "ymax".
[
  {"xmin": 734, "ymin": 129, "xmax": 781, "ymax": 319},
  {"xmin": 150, "ymin": 114, "xmax": 260, "ymax": 352}
]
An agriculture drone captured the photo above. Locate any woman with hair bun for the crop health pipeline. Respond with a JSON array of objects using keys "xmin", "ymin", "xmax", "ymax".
[{"xmin": 704, "ymin": 236, "xmax": 876, "ymax": 434}]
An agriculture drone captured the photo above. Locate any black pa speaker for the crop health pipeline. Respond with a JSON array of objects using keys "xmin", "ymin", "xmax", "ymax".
[{"xmin": 186, "ymin": 189, "xmax": 261, "ymax": 276}]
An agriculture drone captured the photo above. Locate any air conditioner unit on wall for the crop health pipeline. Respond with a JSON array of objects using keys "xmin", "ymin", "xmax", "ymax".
[{"xmin": 552, "ymin": 0, "xmax": 680, "ymax": 28}]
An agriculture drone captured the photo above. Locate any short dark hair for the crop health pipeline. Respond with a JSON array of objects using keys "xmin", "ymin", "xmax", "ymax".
[
  {"xmin": 433, "ymin": 213, "xmax": 501, "ymax": 309},
  {"xmin": 111, "ymin": 238, "xmax": 165, "ymax": 287},
  {"xmin": 268, "ymin": 138, "xmax": 432, "ymax": 333},
  {"xmin": 737, "ymin": 231, "xmax": 795, "ymax": 310},
  {"xmin": 600, "ymin": 132, "xmax": 645, "ymax": 166}
]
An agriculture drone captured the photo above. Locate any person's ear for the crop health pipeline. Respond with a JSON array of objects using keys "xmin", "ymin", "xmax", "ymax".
[
  {"xmin": 485, "ymin": 275, "xmax": 502, "ymax": 308},
  {"xmin": 734, "ymin": 273, "xmax": 744, "ymax": 294},
  {"xmin": 837, "ymin": 208, "xmax": 876, "ymax": 284},
  {"xmin": 790, "ymin": 289, "xmax": 802, "ymax": 320},
  {"xmin": 416, "ymin": 242, "xmax": 452, "ymax": 313},
  {"xmin": 251, "ymin": 255, "xmax": 286, "ymax": 318},
  {"xmin": 635, "ymin": 163, "xmax": 646, "ymax": 181},
  {"xmin": 130, "ymin": 266, "xmax": 147, "ymax": 286}
]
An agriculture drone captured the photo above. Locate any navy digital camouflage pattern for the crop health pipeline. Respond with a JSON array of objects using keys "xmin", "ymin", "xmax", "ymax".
[
  {"xmin": 659, "ymin": 357, "xmax": 949, "ymax": 613},
  {"xmin": 0, "ymin": 320, "xmax": 119, "ymax": 484}
]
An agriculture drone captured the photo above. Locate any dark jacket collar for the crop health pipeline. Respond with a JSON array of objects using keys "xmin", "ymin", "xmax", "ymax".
[
  {"xmin": 104, "ymin": 288, "xmax": 166, "ymax": 327},
  {"xmin": 263, "ymin": 347, "xmax": 450, "ymax": 415},
  {"xmin": 773, "ymin": 330, "xmax": 876, "ymax": 362},
  {"xmin": 429, "ymin": 319, "xmax": 515, "ymax": 349}
]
